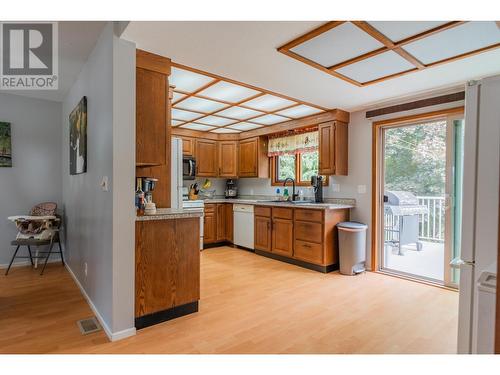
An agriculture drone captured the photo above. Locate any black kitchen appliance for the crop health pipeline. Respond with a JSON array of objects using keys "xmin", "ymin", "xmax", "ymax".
[
  {"xmin": 311, "ymin": 175, "xmax": 324, "ymax": 203},
  {"xmin": 183, "ymin": 156, "xmax": 196, "ymax": 180},
  {"xmin": 225, "ymin": 179, "xmax": 238, "ymax": 198}
]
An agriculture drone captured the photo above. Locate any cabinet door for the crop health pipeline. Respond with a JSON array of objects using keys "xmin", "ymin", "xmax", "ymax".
[
  {"xmin": 216, "ymin": 204, "xmax": 226, "ymax": 241},
  {"xmin": 136, "ymin": 67, "xmax": 167, "ymax": 166},
  {"xmin": 196, "ymin": 139, "xmax": 218, "ymax": 177},
  {"xmin": 239, "ymin": 138, "xmax": 258, "ymax": 177},
  {"xmin": 203, "ymin": 211, "xmax": 216, "ymax": 244},
  {"xmin": 272, "ymin": 218, "xmax": 294, "ymax": 257},
  {"xmin": 255, "ymin": 216, "xmax": 271, "ymax": 252},
  {"xmin": 225, "ymin": 203, "xmax": 233, "ymax": 242},
  {"xmin": 318, "ymin": 122, "xmax": 335, "ymax": 175},
  {"xmin": 219, "ymin": 141, "xmax": 238, "ymax": 177},
  {"xmin": 181, "ymin": 137, "xmax": 195, "ymax": 157}
]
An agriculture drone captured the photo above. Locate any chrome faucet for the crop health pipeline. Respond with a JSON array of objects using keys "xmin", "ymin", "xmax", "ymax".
[{"xmin": 283, "ymin": 178, "xmax": 298, "ymax": 201}]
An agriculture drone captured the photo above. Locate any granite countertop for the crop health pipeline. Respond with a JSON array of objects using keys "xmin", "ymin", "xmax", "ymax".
[
  {"xmin": 203, "ymin": 198, "xmax": 355, "ymax": 210},
  {"xmin": 136, "ymin": 208, "xmax": 203, "ymax": 221}
]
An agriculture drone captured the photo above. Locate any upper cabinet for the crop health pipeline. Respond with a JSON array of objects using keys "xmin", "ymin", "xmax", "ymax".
[
  {"xmin": 318, "ymin": 121, "xmax": 348, "ymax": 176},
  {"xmin": 218, "ymin": 141, "xmax": 238, "ymax": 178},
  {"xmin": 181, "ymin": 136, "xmax": 196, "ymax": 157},
  {"xmin": 238, "ymin": 137, "xmax": 269, "ymax": 178},
  {"xmin": 136, "ymin": 50, "xmax": 171, "ymax": 167},
  {"xmin": 195, "ymin": 139, "xmax": 218, "ymax": 177}
]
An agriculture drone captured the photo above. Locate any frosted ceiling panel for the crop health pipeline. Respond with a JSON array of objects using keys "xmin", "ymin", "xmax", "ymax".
[
  {"xmin": 171, "ymin": 108, "xmax": 201, "ymax": 121},
  {"xmin": 276, "ymin": 104, "xmax": 323, "ymax": 118},
  {"xmin": 210, "ymin": 128, "xmax": 241, "ymax": 133},
  {"xmin": 180, "ymin": 123, "xmax": 216, "ymax": 131},
  {"xmin": 402, "ymin": 22, "xmax": 500, "ymax": 65},
  {"xmin": 243, "ymin": 94, "xmax": 296, "ymax": 111},
  {"xmin": 195, "ymin": 115, "xmax": 237, "ymax": 127},
  {"xmin": 368, "ymin": 21, "xmax": 448, "ymax": 42},
  {"xmin": 228, "ymin": 122, "xmax": 263, "ymax": 131},
  {"xmin": 290, "ymin": 22, "xmax": 385, "ymax": 67},
  {"xmin": 175, "ymin": 96, "xmax": 228, "ymax": 113},
  {"xmin": 336, "ymin": 50, "xmax": 415, "ymax": 83},
  {"xmin": 197, "ymin": 81, "xmax": 260, "ymax": 102},
  {"xmin": 170, "ymin": 67, "xmax": 215, "ymax": 93},
  {"xmin": 215, "ymin": 106, "xmax": 264, "ymax": 120},
  {"xmin": 251, "ymin": 114, "xmax": 289, "ymax": 125},
  {"xmin": 171, "ymin": 119, "xmax": 184, "ymax": 127},
  {"xmin": 172, "ymin": 92, "xmax": 186, "ymax": 102}
]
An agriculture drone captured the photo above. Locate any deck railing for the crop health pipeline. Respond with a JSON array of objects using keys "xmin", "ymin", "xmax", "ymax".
[{"xmin": 384, "ymin": 196, "xmax": 445, "ymax": 244}]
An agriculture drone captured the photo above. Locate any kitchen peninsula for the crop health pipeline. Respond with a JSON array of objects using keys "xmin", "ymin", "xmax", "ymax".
[{"xmin": 134, "ymin": 50, "xmax": 202, "ymax": 329}]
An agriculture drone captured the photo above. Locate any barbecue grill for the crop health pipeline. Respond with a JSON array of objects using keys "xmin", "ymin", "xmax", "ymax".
[{"xmin": 384, "ymin": 191, "xmax": 428, "ymax": 256}]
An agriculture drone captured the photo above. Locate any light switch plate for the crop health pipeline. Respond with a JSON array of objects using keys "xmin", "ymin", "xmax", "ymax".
[
  {"xmin": 101, "ymin": 176, "xmax": 109, "ymax": 192},
  {"xmin": 358, "ymin": 185, "xmax": 367, "ymax": 194}
]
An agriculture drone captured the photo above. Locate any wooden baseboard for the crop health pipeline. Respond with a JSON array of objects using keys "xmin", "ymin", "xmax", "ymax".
[
  {"xmin": 255, "ymin": 250, "xmax": 338, "ymax": 273},
  {"xmin": 135, "ymin": 301, "xmax": 199, "ymax": 329}
]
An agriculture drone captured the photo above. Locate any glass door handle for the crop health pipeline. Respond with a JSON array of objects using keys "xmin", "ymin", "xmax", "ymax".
[{"xmin": 450, "ymin": 257, "xmax": 475, "ymax": 269}]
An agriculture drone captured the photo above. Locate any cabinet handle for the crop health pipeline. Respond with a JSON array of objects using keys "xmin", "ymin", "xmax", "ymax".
[{"xmin": 303, "ymin": 243, "xmax": 311, "ymax": 248}]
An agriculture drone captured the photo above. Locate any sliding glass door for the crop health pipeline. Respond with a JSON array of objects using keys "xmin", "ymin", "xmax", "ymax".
[{"xmin": 379, "ymin": 116, "xmax": 463, "ymax": 286}]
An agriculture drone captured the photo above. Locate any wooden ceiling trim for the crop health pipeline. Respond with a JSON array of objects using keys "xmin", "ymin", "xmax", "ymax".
[
  {"xmin": 171, "ymin": 78, "xmax": 221, "ymax": 106},
  {"xmin": 278, "ymin": 20, "xmax": 499, "ymax": 87},
  {"xmin": 171, "ymin": 61, "xmax": 329, "ymax": 111},
  {"xmin": 277, "ymin": 21, "xmax": 346, "ymax": 51}
]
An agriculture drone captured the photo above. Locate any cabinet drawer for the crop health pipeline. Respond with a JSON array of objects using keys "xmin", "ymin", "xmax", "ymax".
[
  {"xmin": 255, "ymin": 206, "xmax": 271, "ymax": 217},
  {"xmin": 204, "ymin": 203, "xmax": 216, "ymax": 213},
  {"xmin": 294, "ymin": 240, "xmax": 323, "ymax": 264},
  {"xmin": 272, "ymin": 207, "xmax": 293, "ymax": 220},
  {"xmin": 294, "ymin": 221, "xmax": 322, "ymax": 243},
  {"xmin": 295, "ymin": 208, "xmax": 323, "ymax": 223}
]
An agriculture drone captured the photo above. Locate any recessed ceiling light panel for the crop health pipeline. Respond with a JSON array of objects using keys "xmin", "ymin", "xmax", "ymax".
[
  {"xmin": 197, "ymin": 81, "xmax": 260, "ymax": 103},
  {"xmin": 249, "ymin": 114, "xmax": 289, "ymax": 125},
  {"xmin": 180, "ymin": 123, "xmax": 216, "ymax": 131},
  {"xmin": 170, "ymin": 67, "xmax": 215, "ymax": 93},
  {"xmin": 243, "ymin": 94, "xmax": 297, "ymax": 112},
  {"xmin": 215, "ymin": 106, "xmax": 265, "ymax": 120},
  {"xmin": 172, "ymin": 108, "xmax": 202, "ymax": 121},
  {"xmin": 228, "ymin": 122, "xmax": 263, "ymax": 131},
  {"xmin": 195, "ymin": 115, "xmax": 237, "ymax": 127},
  {"xmin": 368, "ymin": 21, "xmax": 448, "ymax": 42},
  {"xmin": 275, "ymin": 105, "xmax": 323, "ymax": 118},
  {"xmin": 210, "ymin": 128, "xmax": 241, "ymax": 133},
  {"xmin": 175, "ymin": 96, "xmax": 228, "ymax": 113}
]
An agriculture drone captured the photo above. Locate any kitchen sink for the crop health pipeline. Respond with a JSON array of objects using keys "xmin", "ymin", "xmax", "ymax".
[{"xmin": 256, "ymin": 200, "xmax": 316, "ymax": 204}]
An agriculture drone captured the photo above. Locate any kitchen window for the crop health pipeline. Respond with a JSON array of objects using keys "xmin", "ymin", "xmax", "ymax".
[{"xmin": 269, "ymin": 130, "xmax": 327, "ymax": 186}]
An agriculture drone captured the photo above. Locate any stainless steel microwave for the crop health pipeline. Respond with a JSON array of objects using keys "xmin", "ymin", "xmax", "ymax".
[{"xmin": 183, "ymin": 156, "xmax": 196, "ymax": 180}]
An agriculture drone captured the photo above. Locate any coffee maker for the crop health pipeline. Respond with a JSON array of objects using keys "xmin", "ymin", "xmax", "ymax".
[
  {"xmin": 310, "ymin": 175, "xmax": 324, "ymax": 203},
  {"xmin": 225, "ymin": 179, "xmax": 238, "ymax": 199}
]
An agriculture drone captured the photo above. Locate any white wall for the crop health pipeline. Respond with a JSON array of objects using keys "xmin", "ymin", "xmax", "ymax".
[
  {"xmin": 62, "ymin": 22, "xmax": 136, "ymax": 340},
  {"xmin": 0, "ymin": 93, "xmax": 62, "ymax": 266}
]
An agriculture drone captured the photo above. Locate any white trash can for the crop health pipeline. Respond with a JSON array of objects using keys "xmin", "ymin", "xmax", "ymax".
[{"xmin": 337, "ymin": 222, "xmax": 367, "ymax": 275}]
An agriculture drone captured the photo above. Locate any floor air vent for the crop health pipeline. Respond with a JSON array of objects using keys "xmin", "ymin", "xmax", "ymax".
[{"xmin": 77, "ymin": 317, "xmax": 101, "ymax": 335}]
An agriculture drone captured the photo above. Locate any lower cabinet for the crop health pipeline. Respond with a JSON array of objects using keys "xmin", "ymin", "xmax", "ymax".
[
  {"xmin": 254, "ymin": 215, "xmax": 271, "ymax": 252},
  {"xmin": 203, "ymin": 202, "xmax": 233, "ymax": 246},
  {"xmin": 253, "ymin": 205, "xmax": 350, "ymax": 272},
  {"xmin": 272, "ymin": 218, "xmax": 294, "ymax": 257}
]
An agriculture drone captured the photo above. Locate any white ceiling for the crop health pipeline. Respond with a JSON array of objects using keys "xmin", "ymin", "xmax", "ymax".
[
  {"xmin": 122, "ymin": 21, "xmax": 500, "ymax": 112},
  {"xmin": 6, "ymin": 22, "xmax": 106, "ymax": 102}
]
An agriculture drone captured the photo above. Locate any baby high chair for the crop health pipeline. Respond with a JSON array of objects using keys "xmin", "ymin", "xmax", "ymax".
[{"xmin": 6, "ymin": 202, "xmax": 64, "ymax": 275}]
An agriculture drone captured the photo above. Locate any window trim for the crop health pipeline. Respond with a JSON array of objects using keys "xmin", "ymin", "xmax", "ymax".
[{"xmin": 271, "ymin": 151, "xmax": 329, "ymax": 187}]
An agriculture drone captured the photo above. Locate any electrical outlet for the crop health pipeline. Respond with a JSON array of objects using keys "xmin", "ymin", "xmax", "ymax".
[
  {"xmin": 332, "ymin": 184, "xmax": 340, "ymax": 192},
  {"xmin": 84, "ymin": 262, "xmax": 88, "ymax": 277},
  {"xmin": 358, "ymin": 185, "xmax": 367, "ymax": 194}
]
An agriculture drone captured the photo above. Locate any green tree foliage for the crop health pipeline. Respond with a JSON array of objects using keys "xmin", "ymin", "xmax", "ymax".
[{"xmin": 384, "ymin": 121, "xmax": 446, "ymax": 196}]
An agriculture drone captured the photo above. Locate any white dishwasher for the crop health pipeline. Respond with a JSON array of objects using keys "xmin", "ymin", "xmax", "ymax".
[{"xmin": 233, "ymin": 204, "xmax": 254, "ymax": 249}]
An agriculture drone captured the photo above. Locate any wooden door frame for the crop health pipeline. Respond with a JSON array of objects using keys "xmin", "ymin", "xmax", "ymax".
[{"xmin": 371, "ymin": 106, "xmax": 465, "ymax": 271}]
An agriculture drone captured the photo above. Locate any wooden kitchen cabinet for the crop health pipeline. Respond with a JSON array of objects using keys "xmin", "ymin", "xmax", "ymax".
[
  {"xmin": 216, "ymin": 203, "xmax": 226, "ymax": 242},
  {"xmin": 218, "ymin": 141, "xmax": 238, "ymax": 178},
  {"xmin": 136, "ymin": 68, "xmax": 167, "ymax": 166},
  {"xmin": 238, "ymin": 137, "xmax": 269, "ymax": 178},
  {"xmin": 254, "ymin": 215, "xmax": 271, "ymax": 252},
  {"xmin": 135, "ymin": 217, "xmax": 200, "ymax": 326},
  {"xmin": 196, "ymin": 139, "xmax": 218, "ymax": 177},
  {"xmin": 225, "ymin": 203, "xmax": 233, "ymax": 242},
  {"xmin": 318, "ymin": 121, "xmax": 348, "ymax": 176},
  {"xmin": 181, "ymin": 136, "xmax": 195, "ymax": 157},
  {"xmin": 203, "ymin": 204, "xmax": 217, "ymax": 244},
  {"xmin": 271, "ymin": 207, "xmax": 294, "ymax": 257}
]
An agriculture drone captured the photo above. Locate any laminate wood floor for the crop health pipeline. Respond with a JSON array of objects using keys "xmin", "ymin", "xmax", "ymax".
[{"xmin": 0, "ymin": 246, "xmax": 458, "ymax": 354}]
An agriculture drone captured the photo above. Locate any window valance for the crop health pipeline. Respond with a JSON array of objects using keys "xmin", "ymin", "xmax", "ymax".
[{"xmin": 267, "ymin": 131, "xmax": 318, "ymax": 157}]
